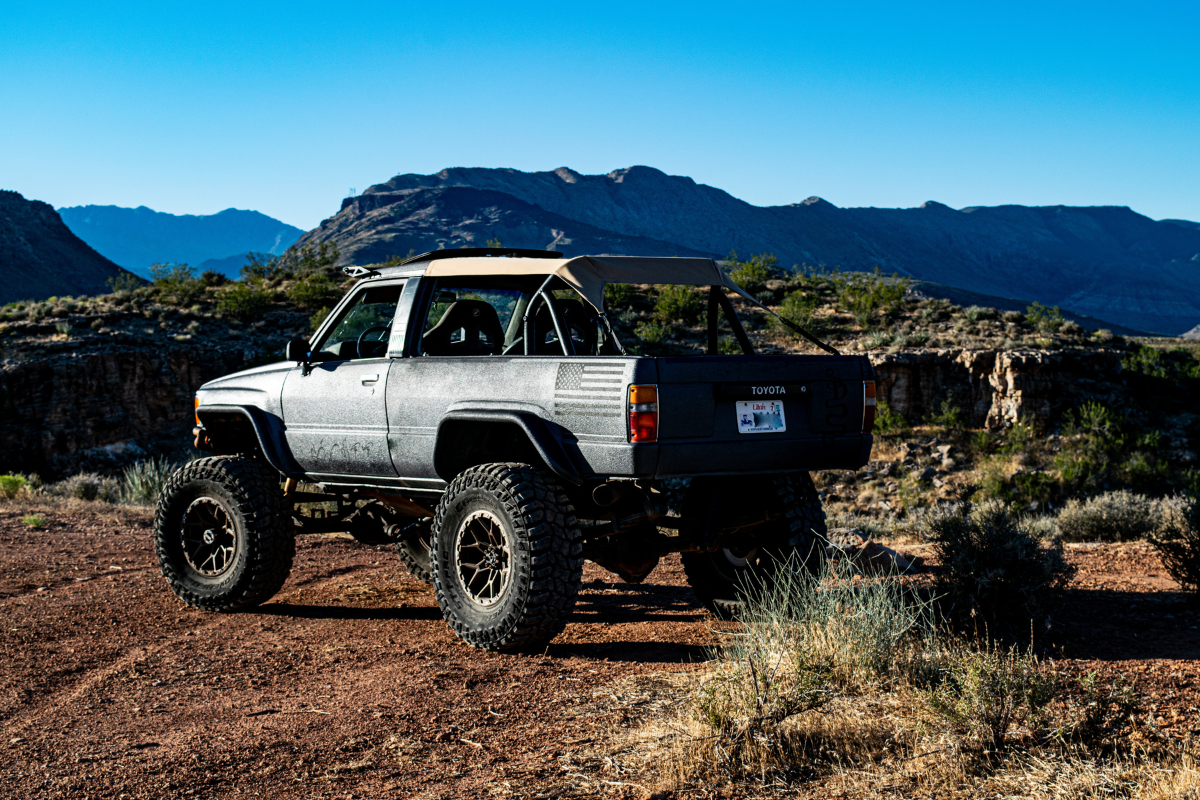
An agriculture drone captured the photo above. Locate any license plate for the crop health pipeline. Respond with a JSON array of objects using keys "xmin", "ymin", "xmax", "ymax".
[{"xmin": 736, "ymin": 400, "xmax": 786, "ymax": 434}]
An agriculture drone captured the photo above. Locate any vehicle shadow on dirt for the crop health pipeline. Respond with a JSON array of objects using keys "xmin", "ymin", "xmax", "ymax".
[
  {"xmin": 548, "ymin": 640, "xmax": 710, "ymax": 664},
  {"xmin": 253, "ymin": 603, "xmax": 444, "ymax": 622},
  {"xmin": 1056, "ymin": 588, "xmax": 1200, "ymax": 661}
]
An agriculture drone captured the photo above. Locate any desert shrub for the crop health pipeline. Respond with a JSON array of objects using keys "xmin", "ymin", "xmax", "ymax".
[
  {"xmin": 832, "ymin": 268, "xmax": 910, "ymax": 328},
  {"xmin": 122, "ymin": 458, "xmax": 176, "ymax": 505},
  {"xmin": 1001, "ymin": 310, "xmax": 1025, "ymax": 323},
  {"xmin": 44, "ymin": 473, "xmax": 122, "ymax": 503},
  {"xmin": 106, "ymin": 272, "xmax": 143, "ymax": 294},
  {"xmin": 1025, "ymin": 302, "xmax": 1066, "ymax": 333},
  {"xmin": 244, "ymin": 241, "xmax": 340, "ymax": 283},
  {"xmin": 0, "ymin": 474, "xmax": 28, "ymax": 499},
  {"xmin": 1055, "ymin": 401, "xmax": 1125, "ymax": 490},
  {"xmin": 1122, "ymin": 345, "xmax": 1200, "ymax": 382},
  {"xmin": 873, "ymin": 400, "xmax": 908, "ymax": 437},
  {"xmin": 926, "ymin": 399, "xmax": 966, "ymax": 431},
  {"xmin": 1091, "ymin": 328, "xmax": 1115, "ymax": 344},
  {"xmin": 199, "ymin": 270, "xmax": 227, "ymax": 287},
  {"xmin": 686, "ymin": 555, "xmax": 938, "ymax": 781},
  {"xmin": 772, "ymin": 290, "xmax": 820, "ymax": 335},
  {"xmin": 286, "ymin": 271, "xmax": 340, "ymax": 311},
  {"xmin": 923, "ymin": 642, "xmax": 1056, "ymax": 751},
  {"xmin": 654, "ymin": 284, "xmax": 703, "ymax": 324},
  {"xmin": 149, "ymin": 262, "xmax": 204, "ymax": 307},
  {"xmin": 216, "ymin": 282, "xmax": 273, "ymax": 320},
  {"xmin": 1056, "ymin": 491, "xmax": 1162, "ymax": 542},
  {"xmin": 21, "ymin": 514, "xmax": 47, "ymax": 529},
  {"xmin": 964, "ymin": 305, "xmax": 996, "ymax": 322},
  {"xmin": 1058, "ymin": 320, "xmax": 1085, "ymax": 337},
  {"xmin": 310, "ymin": 306, "xmax": 332, "ymax": 332},
  {"xmin": 1151, "ymin": 485, "xmax": 1200, "ymax": 592},
  {"xmin": 603, "ymin": 282, "xmax": 636, "ymax": 309},
  {"xmin": 723, "ymin": 251, "xmax": 785, "ymax": 292},
  {"xmin": 925, "ymin": 501, "xmax": 1075, "ymax": 638}
]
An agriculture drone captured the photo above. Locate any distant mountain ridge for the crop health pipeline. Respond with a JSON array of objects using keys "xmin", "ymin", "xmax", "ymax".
[
  {"xmin": 0, "ymin": 190, "xmax": 138, "ymax": 304},
  {"xmin": 296, "ymin": 166, "xmax": 1200, "ymax": 335},
  {"xmin": 59, "ymin": 205, "xmax": 303, "ymax": 279}
]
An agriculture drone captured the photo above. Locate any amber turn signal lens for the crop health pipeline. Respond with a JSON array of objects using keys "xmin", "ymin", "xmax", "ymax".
[
  {"xmin": 863, "ymin": 381, "xmax": 877, "ymax": 434},
  {"xmin": 194, "ymin": 396, "xmax": 201, "ymax": 426},
  {"xmin": 628, "ymin": 384, "xmax": 659, "ymax": 443}
]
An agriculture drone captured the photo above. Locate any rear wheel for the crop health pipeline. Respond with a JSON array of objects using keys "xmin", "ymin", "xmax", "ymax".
[
  {"xmin": 681, "ymin": 472, "xmax": 825, "ymax": 618},
  {"xmin": 430, "ymin": 463, "xmax": 583, "ymax": 650},
  {"xmin": 154, "ymin": 456, "xmax": 294, "ymax": 611},
  {"xmin": 394, "ymin": 520, "xmax": 433, "ymax": 583}
]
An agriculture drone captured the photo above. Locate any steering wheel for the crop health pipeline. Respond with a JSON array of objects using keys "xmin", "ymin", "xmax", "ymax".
[{"xmin": 356, "ymin": 325, "xmax": 391, "ymax": 358}]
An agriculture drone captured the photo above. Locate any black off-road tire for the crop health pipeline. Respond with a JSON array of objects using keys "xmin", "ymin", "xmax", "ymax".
[
  {"xmin": 348, "ymin": 501, "xmax": 399, "ymax": 546},
  {"xmin": 681, "ymin": 472, "xmax": 826, "ymax": 619},
  {"xmin": 394, "ymin": 520, "xmax": 433, "ymax": 584},
  {"xmin": 154, "ymin": 456, "xmax": 294, "ymax": 612},
  {"xmin": 430, "ymin": 463, "xmax": 583, "ymax": 650}
]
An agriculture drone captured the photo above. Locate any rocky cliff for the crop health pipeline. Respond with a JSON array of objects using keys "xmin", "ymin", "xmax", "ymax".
[
  {"xmin": 298, "ymin": 166, "xmax": 1200, "ymax": 335},
  {"xmin": 0, "ymin": 191, "xmax": 140, "ymax": 305}
]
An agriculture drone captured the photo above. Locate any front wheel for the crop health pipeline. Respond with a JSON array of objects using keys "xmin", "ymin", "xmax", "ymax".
[
  {"xmin": 430, "ymin": 463, "xmax": 583, "ymax": 650},
  {"xmin": 154, "ymin": 456, "xmax": 294, "ymax": 611}
]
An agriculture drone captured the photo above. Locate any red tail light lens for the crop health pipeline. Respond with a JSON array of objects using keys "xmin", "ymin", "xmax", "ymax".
[
  {"xmin": 863, "ymin": 380, "xmax": 877, "ymax": 434},
  {"xmin": 628, "ymin": 384, "xmax": 659, "ymax": 443}
]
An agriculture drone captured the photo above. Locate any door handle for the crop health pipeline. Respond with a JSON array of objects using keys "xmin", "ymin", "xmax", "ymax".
[{"xmin": 361, "ymin": 374, "xmax": 380, "ymax": 384}]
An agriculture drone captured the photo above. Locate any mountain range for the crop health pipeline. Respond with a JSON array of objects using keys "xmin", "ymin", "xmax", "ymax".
[
  {"xmin": 295, "ymin": 166, "xmax": 1200, "ymax": 335},
  {"xmin": 58, "ymin": 205, "xmax": 303, "ymax": 279},
  {"xmin": 0, "ymin": 190, "xmax": 137, "ymax": 304}
]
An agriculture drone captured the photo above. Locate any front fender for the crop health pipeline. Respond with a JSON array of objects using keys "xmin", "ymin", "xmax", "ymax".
[{"xmin": 196, "ymin": 404, "xmax": 305, "ymax": 479}]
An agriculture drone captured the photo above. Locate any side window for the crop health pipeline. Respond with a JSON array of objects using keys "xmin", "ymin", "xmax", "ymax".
[
  {"xmin": 312, "ymin": 284, "xmax": 403, "ymax": 361},
  {"xmin": 420, "ymin": 284, "xmax": 523, "ymax": 356}
]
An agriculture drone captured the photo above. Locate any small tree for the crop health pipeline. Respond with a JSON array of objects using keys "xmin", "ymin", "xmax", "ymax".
[
  {"xmin": 148, "ymin": 262, "xmax": 202, "ymax": 307},
  {"xmin": 722, "ymin": 251, "xmax": 785, "ymax": 292}
]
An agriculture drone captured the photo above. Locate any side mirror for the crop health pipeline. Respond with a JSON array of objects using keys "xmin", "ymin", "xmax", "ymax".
[{"xmin": 285, "ymin": 338, "xmax": 310, "ymax": 362}]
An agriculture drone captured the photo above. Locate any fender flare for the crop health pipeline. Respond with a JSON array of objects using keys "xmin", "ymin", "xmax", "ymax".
[
  {"xmin": 434, "ymin": 410, "xmax": 583, "ymax": 486},
  {"xmin": 196, "ymin": 404, "xmax": 305, "ymax": 479}
]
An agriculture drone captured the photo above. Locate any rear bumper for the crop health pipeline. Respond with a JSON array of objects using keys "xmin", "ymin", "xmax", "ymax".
[{"xmin": 651, "ymin": 434, "xmax": 872, "ymax": 478}]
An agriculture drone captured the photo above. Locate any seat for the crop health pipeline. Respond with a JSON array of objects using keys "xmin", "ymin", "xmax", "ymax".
[
  {"xmin": 532, "ymin": 298, "xmax": 599, "ymax": 355},
  {"xmin": 421, "ymin": 299, "xmax": 504, "ymax": 356}
]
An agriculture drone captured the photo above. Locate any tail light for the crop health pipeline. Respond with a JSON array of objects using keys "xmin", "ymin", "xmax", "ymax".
[
  {"xmin": 194, "ymin": 396, "xmax": 201, "ymax": 426},
  {"xmin": 628, "ymin": 384, "xmax": 659, "ymax": 443},
  {"xmin": 863, "ymin": 381, "xmax": 877, "ymax": 434}
]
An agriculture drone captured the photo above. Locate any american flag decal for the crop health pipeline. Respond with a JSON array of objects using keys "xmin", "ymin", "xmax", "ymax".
[{"xmin": 553, "ymin": 362, "xmax": 625, "ymax": 417}]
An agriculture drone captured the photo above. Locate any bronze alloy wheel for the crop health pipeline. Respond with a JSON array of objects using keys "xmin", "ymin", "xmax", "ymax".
[
  {"xmin": 181, "ymin": 497, "xmax": 238, "ymax": 577},
  {"xmin": 453, "ymin": 509, "xmax": 513, "ymax": 607}
]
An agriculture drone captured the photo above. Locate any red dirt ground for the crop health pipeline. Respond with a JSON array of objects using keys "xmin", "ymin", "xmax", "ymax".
[{"xmin": 1, "ymin": 506, "xmax": 1198, "ymax": 799}]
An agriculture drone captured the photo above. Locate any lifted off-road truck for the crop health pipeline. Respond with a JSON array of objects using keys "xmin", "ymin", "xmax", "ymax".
[{"xmin": 156, "ymin": 249, "xmax": 876, "ymax": 650}]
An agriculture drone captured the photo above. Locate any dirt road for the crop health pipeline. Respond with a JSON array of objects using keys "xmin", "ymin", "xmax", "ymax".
[{"xmin": 2, "ymin": 505, "xmax": 1198, "ymax": 799}]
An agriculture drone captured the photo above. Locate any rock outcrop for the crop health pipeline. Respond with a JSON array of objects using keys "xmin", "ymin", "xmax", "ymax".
[
  {"xmin": 298, "ymin": 166, "xmax": 1200, "ymax": 334},
  {"xmin": 872, "ymin": 348, "xmax": 1126, "ymax": 430},
  {"xmin": 0, "ymin": 191, "xmax": 139, "ymax": 304}
]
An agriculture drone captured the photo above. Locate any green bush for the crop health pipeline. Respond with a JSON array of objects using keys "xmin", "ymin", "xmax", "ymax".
[
  {"xmin": 44, "ymin": 473, "xmax": 122, "ymax": 503},
  {"xmin": 1054, "ymin": 401, "xmax": 1124, "ymax": 491},
  {"xmin": 772, "ymin": 290, "xmax": 820, "ymax": 335},
  {"xmin": 924, "ymin": 643, "xmax": 1056, "ymax": 751},
  {"xmin": 149, "ymin": 262, "xmax": 204, "ymax": 307},
  {"xmin": 723, "ymin": 251, "xmax": 785, "ymax": 292},
  {"xmin": 832, "ymin": 268, "xmax": 910, "ymax": 328},
  {"xmin": 310, "ymin": 306, "xmax": 332, "ymax": 332},
  {"xmin": 216, "ymin": 282, "xmax": 273, "ymax": 320},
  {"xmin": 964, "ymin": 305, "xmax": 996, "ymax": 322},
  {"xmin": 21, "ymin": 514, "xmax": 47, "ymax": 529},
  {"xmin": 1121, "ymin": 345, "xmax": 1200, "ymax": 382},
  {"xmin": 286, "ymin": 271, "xmax": 340, "ymax": 311},
  {"xmin": 0, "ymin": 474, "xmax": 28, "ymax": 499},
  {"xmin": 926, "ymin": 399, "xmax": 966, "ymax": 431},
  {"xmin": 1056, "ymin": 491, "xmax": 1163, "ymax": 542},
  {"xmin": 873, "ymin": 400, "xmax": 908, "ymax": 437},
  {"xmin": 1025, "ymin": 302, "xmax": 1066, "ymax": 333},
  {"xmin": 654, "ymin": 285, "xmax": 703, "ymax": 324},
  {"xmin": 106, "ymin": 272, "xmax": 143, "ymax": 294},
  {"xmin": 1151, "ymin": 485, "xmax": 1200, "ymax": 592},
  {"xmin": 925, "ymin": 501, "xmax": 1075, "ymax": 638},
  {"xmin": 122, "ymin": 459, "xmax": 177, "ymax": 505},
  {"xmin": 603, "ymin": 282, "xmax": 636, "ymax": 309}
]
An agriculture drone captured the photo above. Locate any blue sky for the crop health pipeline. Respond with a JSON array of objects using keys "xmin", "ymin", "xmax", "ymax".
[{"xmin": 2, "ymin": 1, "xmax": 1196, "ymax": 230}]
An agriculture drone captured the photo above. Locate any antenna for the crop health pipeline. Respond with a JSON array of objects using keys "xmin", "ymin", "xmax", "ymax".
[{"xmin": 348, "ymin": 187, "xmax": 357, "ymax": 197}]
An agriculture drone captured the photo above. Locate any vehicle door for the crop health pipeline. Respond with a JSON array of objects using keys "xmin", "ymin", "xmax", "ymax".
[{"xmin": 280, "ymin": 280, "xmax": 405, "ymax": 479}]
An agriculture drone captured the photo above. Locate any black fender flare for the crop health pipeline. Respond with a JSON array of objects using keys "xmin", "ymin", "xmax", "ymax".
[
  {"xmin": 434, "ymin": 410, "xmax": 583, "ymax": 486},
  {"xmin": 196, "ymin": 404, "xmax": 305, "ymax": 479}
]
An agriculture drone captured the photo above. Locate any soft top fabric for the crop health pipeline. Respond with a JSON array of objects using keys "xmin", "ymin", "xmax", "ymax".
[{"xmin": 421, "ymin": 255, "xmax": 755, "ymax": 312}]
